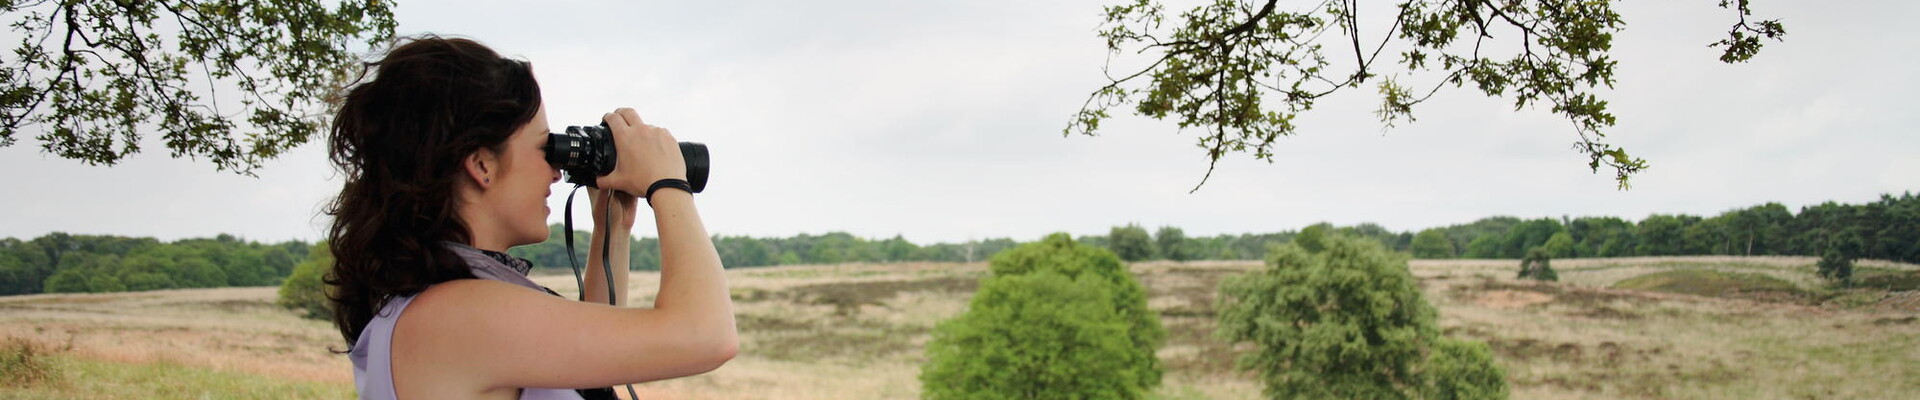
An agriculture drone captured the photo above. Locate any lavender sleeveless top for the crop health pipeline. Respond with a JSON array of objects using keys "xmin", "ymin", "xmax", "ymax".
[{"xmin": 349, "ymin": 243, "xmax": 589, "ymax": 400}]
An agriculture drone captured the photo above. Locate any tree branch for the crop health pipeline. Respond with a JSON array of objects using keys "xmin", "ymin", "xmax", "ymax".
[{"xmin": 1221, "ymin": 0, "xmax": 1278, "ymax": 38}]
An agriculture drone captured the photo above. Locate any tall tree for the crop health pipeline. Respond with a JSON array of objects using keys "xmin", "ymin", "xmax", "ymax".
[
  {"xmin": 1108, "ymin": 224, "xmax": 1157, "ymax": 261},
  {"xmin": 1153, "ymin": 225, "xmax": 1194, "ymax": 261},
  {"xmin": 1410, "ymin": 228, "xmax": 1453, "ymax": 259},
  {"xmin": 1071, "ymin": 0, "xmax": 1783, "ymax": 191},
  {"xmin": 0, "ymin": 0, "xmax": 396, "ymax": 173},
  {"xmin": 1500, "ymin": 218, "xmax": 1564, "ymax": 258},
  {"xmin": 0, "ymin": 238, "xmax": 53, "ymax": 295},
  {"xmin": 1540, "ymin": 232, "xmax": 1574, "ymax": 259},
  {"xmin": 881, "ymin": 235, "xmax": 918, "ymax": 262},
  {"xmin": 1634, "ymin": 214, "xmax": 1689, "ymax": 256},
  {"xmin": 1872, "ymin": 193, "xmax": 1919, "ymax": 263},
  {"xmin": 1463, "ymin": 235, "xmax": 1502, "ymax": 259},
  {"xmin": 1731, "ymin": 202, "xmax": 1794, "ymax": 256},
  {"xmin": 1683, "ymin": 215, "xmax": 1733, "ymax": 255},
  {"xmin": 1443, "ymin": 216, "xmax": 1519, "ymax": 257},
  {"xmin": 1567, "ymin": 216, "xmax": 1634, "ymax": 257}
]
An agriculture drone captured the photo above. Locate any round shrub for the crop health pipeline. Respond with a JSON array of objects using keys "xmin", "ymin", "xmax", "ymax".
[
  {"xmin": 1518, "ymin": 247, "xmax": 1557, "ymax": 281},
  {"xmin": 921, "ymin": 233, "xmax": 1163, "ymax": 399},
  {"xmin": 1424, "ymin": 338, "xmax": 1509, "ymax": 400},
  {"xmin": 1217, "ymin": 235, "xmax": 1508, "ymax": 399},
  {"xmin": 921, "ymin": 271, "xmax": 1144, "ymax": 399},
  {"xmin": 276, "ymin": 242, "xmax": 333, "ymax": 320}
]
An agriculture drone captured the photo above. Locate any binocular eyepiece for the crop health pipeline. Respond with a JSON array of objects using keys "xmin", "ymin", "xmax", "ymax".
[{"xmin": 543, "ymin": 124, "xmax": 709, "ymax": 192}]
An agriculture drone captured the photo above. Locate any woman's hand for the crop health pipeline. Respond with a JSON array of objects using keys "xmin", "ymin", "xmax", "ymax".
[
  {"xmin": 584, "ymin": 185, "xmax": 637, "ymax": 306},
  {"xmin": 587, "ymin": 187, "xmax": 640, "ymax": 229},
  {"xmin": 595, "ymin": 108, "xmax": 687, "ymax": 198}
]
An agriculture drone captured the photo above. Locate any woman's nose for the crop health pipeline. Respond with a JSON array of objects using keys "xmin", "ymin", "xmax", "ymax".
[{"xmin": 549, "ymin": 167, "xmax": 562, "ymax": 183}]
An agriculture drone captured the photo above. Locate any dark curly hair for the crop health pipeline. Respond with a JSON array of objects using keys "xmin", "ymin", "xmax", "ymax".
[{"xmin": 323, "ymin": 36, "xmax": 542, "ymax": 349}]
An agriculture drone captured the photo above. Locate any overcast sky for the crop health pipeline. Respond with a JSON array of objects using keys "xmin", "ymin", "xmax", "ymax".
[{"xmin": 1, "ymin": 0, "xmax": 1914, "ymax": 245}]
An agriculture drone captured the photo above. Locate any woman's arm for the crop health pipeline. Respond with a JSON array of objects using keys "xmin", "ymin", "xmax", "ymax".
[
  {"xmin": 596, "ymin": 106, "xmax": 736, "ymax": 347},
  {"xmin": 583, "ymin": 189, "xmax": 637, "ymax": 306},
  {"xmin": 393, "ymin": 108, "xmax": 736, "ymax": 391},
  {"xmin": 644, "ymin": 189, "xmax": 732, "ymax": 321}
]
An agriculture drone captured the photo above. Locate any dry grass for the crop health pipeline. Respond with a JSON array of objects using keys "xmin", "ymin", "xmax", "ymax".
[
  {"xmin": 0, "ymin": 287, "xmax": 351, "ymax": 386},
  {"xmin": 1427, "ymin": 258, "xmax": 1920, "ymax": 399},
  {"xmin": 2, "ymin": 336, "xmax": 62, "ymax": 386},
  {"xmin": 1, "ymin": 256, "xmax": 1915, "ymax": 399}
]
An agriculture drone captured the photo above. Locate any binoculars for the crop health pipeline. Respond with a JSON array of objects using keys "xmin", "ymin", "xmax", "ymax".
[{"xmin": 543, "ymin": 123, "xmax": 709, "ymax": 192}]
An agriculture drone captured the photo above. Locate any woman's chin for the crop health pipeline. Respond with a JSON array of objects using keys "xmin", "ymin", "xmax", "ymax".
[{"xmin": 517, "ymin": 226, "xmax": 550, "ymax": 246}]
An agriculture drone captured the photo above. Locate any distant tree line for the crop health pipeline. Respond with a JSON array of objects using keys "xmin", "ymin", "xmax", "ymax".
[
  {"xmin": 1409, "ymin": 193, "xmax": 1918, "ymax": 263},
  {"xmin": 0, "ymin": 233, "xmax": 308, "ymax": 295},
  {"xmin": 507, "ymin": 224, "xmax": 1026, "ymax": 271},
  {"xmin": 1083, "ymin": 193, "xmax": 1918, "ymax": 265},
  {"xmin": 7, "ymin": 192, "xmax": 1914, "ymax": 296},
  {"xmin": 0, "ymin": 227, "xmax": 1034, "ymax": 296},
  {"xmin": 1081, "ymin": 223, "xmax": 1383, "ymax": 262}
]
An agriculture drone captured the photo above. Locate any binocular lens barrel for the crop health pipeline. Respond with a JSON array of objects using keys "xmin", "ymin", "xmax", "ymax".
[{"xmin": 543, "ymin": 125, "xmax": 708, "ymax": 192}]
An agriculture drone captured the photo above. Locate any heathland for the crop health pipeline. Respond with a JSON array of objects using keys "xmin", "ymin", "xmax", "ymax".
[
  {"xmin": 8, "ymin": 192, "xmax": 1914, "ymax": 299},
  {"xmin": 3, "ymin": 256, "xmax": 1916, "ymax": 399}
]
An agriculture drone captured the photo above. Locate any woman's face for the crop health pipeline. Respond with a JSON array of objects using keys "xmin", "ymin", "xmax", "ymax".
[{"xmin": 485, "ymin": 105, "xmax": 563, "ymax": 247}]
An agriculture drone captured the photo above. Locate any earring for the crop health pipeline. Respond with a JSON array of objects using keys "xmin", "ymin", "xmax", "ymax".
[{"xmin": 484, "ymin": 178, "xmax": 491, "ymax": 184}]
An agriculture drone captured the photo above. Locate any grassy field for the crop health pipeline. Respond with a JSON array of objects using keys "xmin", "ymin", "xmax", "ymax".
[{"xmin": 2, "ymin": 256, "xmax": 1916, "ymax": 399}]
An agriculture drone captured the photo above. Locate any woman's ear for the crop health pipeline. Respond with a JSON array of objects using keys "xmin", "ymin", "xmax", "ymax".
[{"xmin": 465, "ymin": 148, "xmax": 499, "ymax": 188}]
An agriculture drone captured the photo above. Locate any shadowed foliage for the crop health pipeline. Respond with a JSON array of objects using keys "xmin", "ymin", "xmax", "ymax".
[{"xmin": 277, "ymin": 241, "xmax": 333, "ymax": 320}]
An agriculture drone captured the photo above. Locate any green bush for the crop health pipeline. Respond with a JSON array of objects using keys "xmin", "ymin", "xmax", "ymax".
[
  {"xmin": 921, "ymin": 234, "xmax": 1163, "ymax": 399},
  {"xmin": 276, "ymin": 242, "xmax": 333, "ymax": 320},
  {"xmin": 1517, "ymin": 247, "xmax": 1557, "ymax": 281},
  {"xmin": 1817, "ymin": 248, "xmax": 1853, "ymax": 284},
  {"xmin": 1217, "ymin": 235, "xmax": 1508, "ymax": 399},
  {"xmin": 1423, "ymin": 338, "xmax": 1509, "ymax": 400},
  {"xmin": 987, "ymin": 233, "xmax": 1164, "ymax": 386}
]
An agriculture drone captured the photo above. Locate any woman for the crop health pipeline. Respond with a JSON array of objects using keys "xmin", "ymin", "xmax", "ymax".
[{"xmin": 325, "ymin": 36, "xmax": 737, "ymax": 399}]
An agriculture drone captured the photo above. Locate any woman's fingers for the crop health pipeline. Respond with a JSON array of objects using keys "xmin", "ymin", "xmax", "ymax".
[
  {"xmin": 616, "ymin": 108, "xmax": 642, "ymax": 128},
  {"xmin": 593, "ymin": 107, "xmax": 688, "ymax": 195},
  {"xmin": 603, "ymin": 107, "xmax": 641, "ymax": 127}
]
